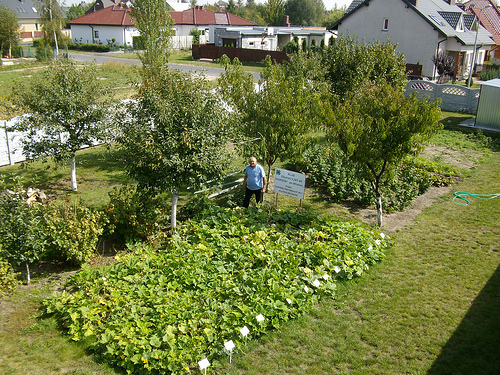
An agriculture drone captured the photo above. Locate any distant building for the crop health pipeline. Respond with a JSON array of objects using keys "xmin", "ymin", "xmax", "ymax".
[
  {"xmin": 2, "ymin": 0, "xmax": 42, "ymax": 42},
  {"xmin": 210, "ymin": 25, "xmax": 334, "ymax": 51}
]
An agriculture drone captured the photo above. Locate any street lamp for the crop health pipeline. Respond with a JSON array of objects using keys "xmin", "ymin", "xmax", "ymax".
[{"xmin": 468, "ymin": 4, "xmax": 492, "ymax": 88}]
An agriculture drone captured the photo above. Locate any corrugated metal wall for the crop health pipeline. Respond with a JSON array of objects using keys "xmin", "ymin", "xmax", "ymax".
[{"xmin": 475, "ymin": 79, "xmax": 500, "ymax": 133}]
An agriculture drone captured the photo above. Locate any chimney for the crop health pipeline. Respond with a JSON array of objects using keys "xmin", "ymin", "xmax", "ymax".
[
  {"xmin": 284, "ymin": 15, "xmax": 290, "ymax": 27},
  {"xmin": 407, "ymin": 0, "xmax": 417, "ymax": 6}
]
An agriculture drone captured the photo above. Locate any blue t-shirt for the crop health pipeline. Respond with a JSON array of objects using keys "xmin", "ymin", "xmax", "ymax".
[{"xmin": 245, "ymin": 164, "xmax": 266, "ymax": 190}]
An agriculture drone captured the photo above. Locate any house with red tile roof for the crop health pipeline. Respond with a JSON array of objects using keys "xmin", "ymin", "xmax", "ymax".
[
  {"xmin": 67, "ymin": 5, "xmax": 256, "ymax": 48},
  {"xmin": 462, "ymin": 0, "xmax": 500, "ymax": 63}
]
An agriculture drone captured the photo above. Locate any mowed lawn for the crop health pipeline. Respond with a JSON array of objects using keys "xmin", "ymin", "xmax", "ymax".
[
  {"xmin": 0, "ymin": 125, "xmax": 499, "ymax": 374},
  {"xmin": 222, "ymin": 151, "xmax": 500, "ymax": 374}
]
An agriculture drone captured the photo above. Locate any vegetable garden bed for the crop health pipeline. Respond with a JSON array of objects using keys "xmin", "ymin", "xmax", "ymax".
[{"xmin": 44, "ymin": 206, "xmax": 390, "ymax": 374}]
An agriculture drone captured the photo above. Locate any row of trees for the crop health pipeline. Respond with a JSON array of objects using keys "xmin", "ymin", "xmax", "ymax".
[
  {"xmin": 8, "ymin": 0, "xmax": 442, "ymax": 229},
  {"xmin": 205, "ymin": 0, "xmax": 346, "ymax": 27}
]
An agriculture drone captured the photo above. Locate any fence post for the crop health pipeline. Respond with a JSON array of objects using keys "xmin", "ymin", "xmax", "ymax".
[{"xmin": 4, "ymin": 120, "xmax": 14, "ymax": 166}]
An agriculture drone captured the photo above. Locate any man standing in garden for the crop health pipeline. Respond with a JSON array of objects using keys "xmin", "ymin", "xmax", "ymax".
[{"xmin": 242, "ymin": 156, "xmax": 266, "ymax": 208}]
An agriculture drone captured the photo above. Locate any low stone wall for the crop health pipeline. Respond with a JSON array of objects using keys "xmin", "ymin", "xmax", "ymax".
[{"xmin": 405, "ymin": 81, "xmax": 480, "ymax": 114}]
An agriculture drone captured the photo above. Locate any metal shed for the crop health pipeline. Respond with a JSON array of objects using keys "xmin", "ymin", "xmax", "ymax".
[{"xmin": 475, "ymin": 79, "xmax": 500, "ymax": 133}]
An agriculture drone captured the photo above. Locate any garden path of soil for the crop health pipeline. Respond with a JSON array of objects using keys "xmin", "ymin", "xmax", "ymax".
[{"xmin": 350, "ymin": 185, "xmax": 454, "ymax": 234}]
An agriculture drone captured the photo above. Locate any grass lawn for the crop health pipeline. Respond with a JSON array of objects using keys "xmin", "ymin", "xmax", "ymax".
[
  {"xmin": 1, "ymin": 112, "xmax": 499, "ymax": 373},
  {"xmin": 222, "ymin": 149, "xmax": 500, "ymax": 374}
]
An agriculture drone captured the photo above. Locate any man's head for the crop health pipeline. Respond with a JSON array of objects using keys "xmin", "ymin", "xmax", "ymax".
[{"xmin": 249, "ymin": 157, "xmax": 257, "ymax": 168}]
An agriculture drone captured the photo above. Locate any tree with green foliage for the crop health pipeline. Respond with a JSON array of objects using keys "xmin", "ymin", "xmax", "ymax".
[
  {"xmin": 322, "ymin": 35, "xmax": 408, "ymax": 99},
  {"xmin": 37, "ymin": 0, "xmax": 65, "ymax": 56},
  {"xmin": 11, "ymin": 60, "xmax": 110, "ymax": 191},
  {"xmin": 226, "ymin": 0, "xmax": 237, "ymax": 14},
  {"xmin": 285, "ymin": 0, "xmax": 326, "ymax": 26},
  {"xmin": 264, "ymin": 0, "xmax": 285, "ymax": 25},
  {"xmin": 326, "ymin": 81, "xmax": 442, "ymax": 228},
  {"xmin": 130, "ymin": 0, "xmax": 174, "ymax": 79},
  {"xmin": 219, "ymin": 53, "xmax": 328, "ymax": 192},
  {"xmin": 65, "ymin": 3, "xmax": 87, "ymax": 22},
  {"xmin": 116, "ymin": 69, "xmax": 234, "ymax": 229},
  {"xmin": 322, "ymin": 4, "xmax": 346, "ymax": 27},
  {"xmin": 0, "ymin": 176, "xmax": 45, "ymax": 285},
  {"xmin": 302, "ymin": 37, "xmax": 307, "ymax": 52},
  {"xmin": 121, "ymin": 0, "xmax": 234, "ymax": 229},
  {"xmin": 0, "ymin": 5, "xmax": 20, "ymax": 58}
]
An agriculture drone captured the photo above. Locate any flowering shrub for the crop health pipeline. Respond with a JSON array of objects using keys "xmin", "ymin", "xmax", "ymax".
[{"xmin": 44, "ymin": 206, "xmax": 391, "ymax": 374}]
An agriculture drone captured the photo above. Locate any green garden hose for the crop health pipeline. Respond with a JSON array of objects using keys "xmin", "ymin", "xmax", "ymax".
[{"xmin": 453, "ymin": 191, "xmax": 500, "ymax": 206}]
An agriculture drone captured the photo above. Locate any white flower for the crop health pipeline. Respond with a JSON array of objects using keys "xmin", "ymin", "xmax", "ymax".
[
  {"xmin": 322, "ymin": 274, "xmax": 329, "ymax": 280},
  {"xmin": 358, "ymin": 252, "xmax": 362, "ymax": 257},
  {"xmin": 102, "ymin": 276, "xmax": 106, "ymax": 281},
  {"xmin": 375, "ymin": 239, "xmax": 381, "ymax": 246},
  {"xmin": 256, "ymin": 314, "xmax": 265, "ymax": 322},
  {"xmin": 313, "ymin": 279, "xmax": 320, "ymax": 288},
  {"xmin": 368, "ymin": 245, "xmax": 373, "ymax": 251},
  {"xmin": 304, "ymin": 285, "xmax": 309, "ymax": 293},
  {"xmin": 380, "ymin": 232, "xmax": 385, "ymax": 239},
  {"xmin": 333, "ymin": 266, "xmax": 341, "ymax": 273},
  {"xmin": 286, "ymin": 298, "xmax": 292, "ymax": 304}
]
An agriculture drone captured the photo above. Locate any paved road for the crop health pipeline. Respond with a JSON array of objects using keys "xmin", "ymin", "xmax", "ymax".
[{"xmin": 68, "ymin": 51, "xmax": 259, "ymax": 80}]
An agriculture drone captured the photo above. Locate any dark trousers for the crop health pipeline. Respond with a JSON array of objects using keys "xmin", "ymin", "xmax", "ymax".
[{"xmin": 243, "ymin": 188, "xmax": 263, "ymax": 208}]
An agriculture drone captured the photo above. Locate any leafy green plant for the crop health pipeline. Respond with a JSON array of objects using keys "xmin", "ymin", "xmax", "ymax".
[
  {"xmin": 44, "ymin": 207, "xmax": 390, "ymax": 374},
  {"xmin": 295, "ymin": 144, "xmax": 433, "ymax": 212},
  {"xmin": 0, "ymin": 256, "xmax": 20, "ymax": 297},
  {"xmin": 479, "ymin": 67, "xmax": 500, "ymax": 81},
  {"xmin": 43, "ymin": 200, "xmax": 108, "ymax": 265},
  {"xmin": 0, "ymin": 176, "xmax": 46, "ymax": 284},
  {"xmin": 105, "ymin": 185, "xmax": 170, "ymax": 243}
]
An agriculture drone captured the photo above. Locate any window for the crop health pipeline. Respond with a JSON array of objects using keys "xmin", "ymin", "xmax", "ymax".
[
  {"xmin": 94, "ymin": 30, "xmax": 99, "ymax": 38},
  {"xmin": 429, "ymin": 15, "xmax": 443, "ymax": 26},
  {"xmin": 383, "ymin": 18, "xmax": 389, "ymax": 31}
]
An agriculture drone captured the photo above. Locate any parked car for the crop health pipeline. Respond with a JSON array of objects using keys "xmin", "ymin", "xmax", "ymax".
[{"xmin": 407, "ymin": 74, "xmax": 430, "ymax": 81}]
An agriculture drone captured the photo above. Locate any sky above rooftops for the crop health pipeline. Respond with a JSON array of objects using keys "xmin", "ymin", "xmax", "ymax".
[{"xmin": 62, "ymin": 0, "xmax": 353, "ymax": 12}]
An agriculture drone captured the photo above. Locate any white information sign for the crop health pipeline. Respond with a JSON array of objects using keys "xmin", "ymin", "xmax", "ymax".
[{"xmin": 274, "ymin": 168, "xmax": 306, "ymax": 199}]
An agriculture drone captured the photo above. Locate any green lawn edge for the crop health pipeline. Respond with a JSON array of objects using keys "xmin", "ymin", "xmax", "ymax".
[{"xmin": 221, "ymin": 151, "xmax": 500, "ymax": 375}]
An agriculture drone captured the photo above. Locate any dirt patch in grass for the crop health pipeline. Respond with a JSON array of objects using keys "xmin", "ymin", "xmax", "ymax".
[
  {"xmin": 349, "ymin": 145, "xmax": 478, "ymax": 234},
  {"xmin": 352, "ymin": 185, "xmax": 454, "ymax": 234},
  {"xmin": 419, "ymin": 145, "xmax": 481, "ymax": 170}
]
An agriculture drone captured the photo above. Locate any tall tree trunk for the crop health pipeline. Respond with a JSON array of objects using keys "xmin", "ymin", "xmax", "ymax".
[
  {"xmin": 26, "ymin": 263, "xmax": 30, "ymax": 285},
  {"xmin": 53, "ymin": 29, "xmax": 59, "ymax": 57},
  {"xmin": 376, "ymin": 194, "xmax": 383, "ymax": 228},
  {"xmin": 266, "ymin": 163, "xmax": 272, "ymax": 193},
  {"xmin": 171, "ymin": 189, "xmax": 178, "ymax": 229},
  {"xmin": 70, "ymin": 156, "xmax": 77, "ymax": 191}
]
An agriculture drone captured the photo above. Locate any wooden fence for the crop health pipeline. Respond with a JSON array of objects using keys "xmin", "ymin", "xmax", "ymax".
[{"xmin": 192, "ymin": 44, "xmax": 289, "ymax": 63}]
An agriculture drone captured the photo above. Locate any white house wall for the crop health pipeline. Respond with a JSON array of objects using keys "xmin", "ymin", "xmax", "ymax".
[
  {"xmin": 70, "ymin": 25, "xmax": 139, "ymax": 47},
  {"xmin": 337, "ymin": 0, "xmax": 443, "ymax": 77}
]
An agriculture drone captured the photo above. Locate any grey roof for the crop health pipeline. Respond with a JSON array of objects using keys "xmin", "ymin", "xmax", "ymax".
[
  {"xmin": 345, "ymin": 0, "xmax": 365, "ymax": 15},
  {"xmin": 330, "ymin": 0, "xmax": 493, "ymax": 46},
  {"xmin": 0, "ymin": 0, "xmax": 40, "ymax": 19},
  {"xmin": 481, "ymin": 78, "xmax": 500, "ymax": 88}
]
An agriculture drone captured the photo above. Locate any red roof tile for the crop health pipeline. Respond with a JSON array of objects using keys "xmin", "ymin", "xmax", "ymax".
[
  {"xmin": 68, "ymin": 6, "xmax": 256, "ymax": 27},
  {"xmin": 68, "ymin": 6, "xmax": 134, "ymax": 26}
]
